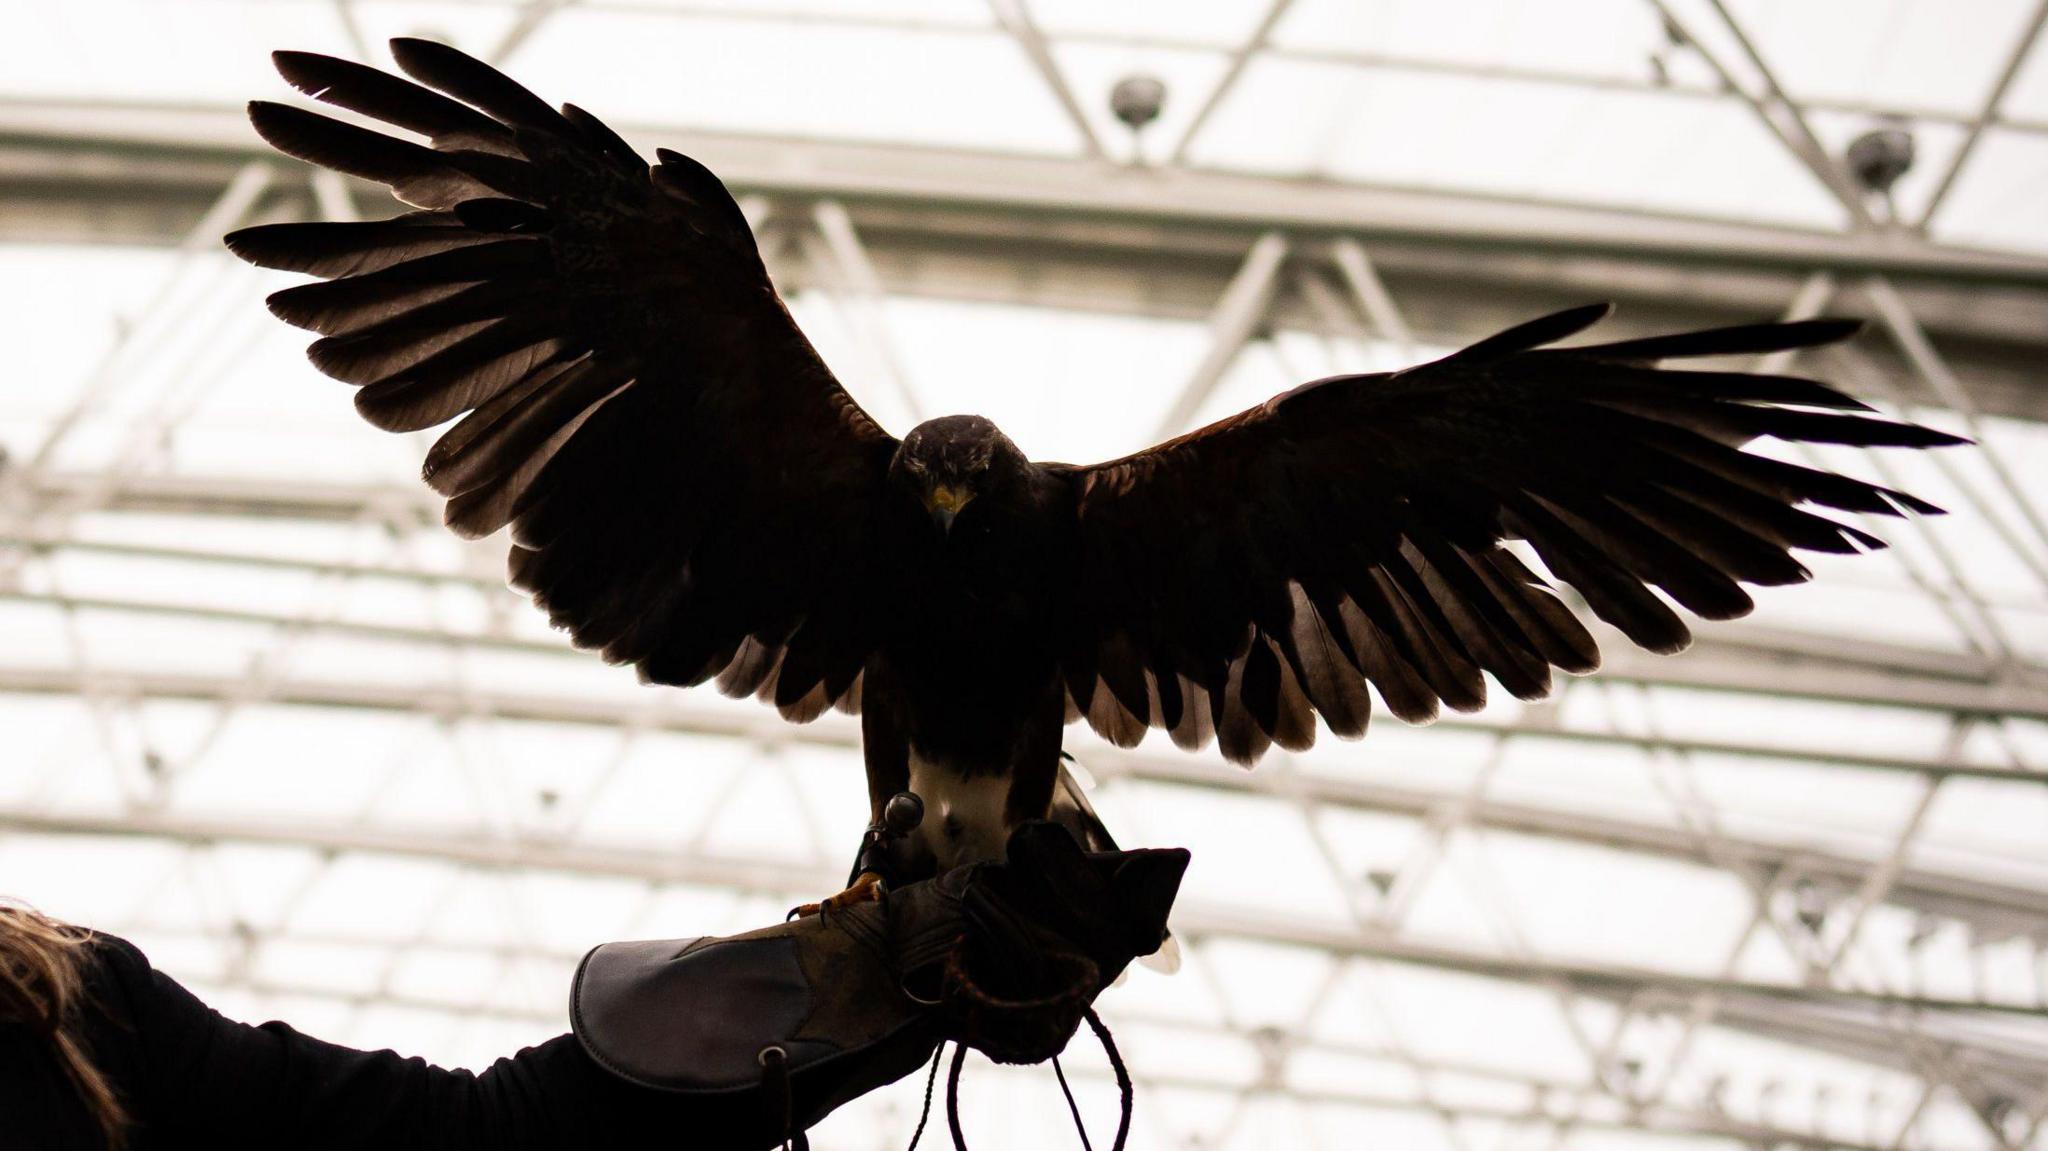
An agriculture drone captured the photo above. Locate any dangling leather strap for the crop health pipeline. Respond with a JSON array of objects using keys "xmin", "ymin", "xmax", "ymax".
[
  {"xmin": 944, "ymin": 1042, "xmax": 969, "ymax": 1150},
  {"xmin": 757, "ymin": 1045, "xmax": 810, "ymax": 1151}
]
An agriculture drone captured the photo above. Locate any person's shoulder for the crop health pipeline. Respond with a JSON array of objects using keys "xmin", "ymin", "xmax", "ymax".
[
  {"xmin": 83, "ymin": 930, "xmax": 151, "ymax": 980},
  {"xmin": 78, "ymin": 930, "xmax": 155, "ymax": 1022}
]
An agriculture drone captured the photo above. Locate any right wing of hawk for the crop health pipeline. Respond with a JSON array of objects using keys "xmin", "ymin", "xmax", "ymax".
[
  {"xmin": 1049, "ymin": 305, "xmax": 1965, "ymax": 764},
  {"xmin": 227, "ymin": 39, "xmax": 899, "ymax": 721}
]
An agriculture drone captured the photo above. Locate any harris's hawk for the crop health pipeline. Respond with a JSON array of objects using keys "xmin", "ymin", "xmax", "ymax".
[{"xmin": 228, "ymin": 39, "xmax": 1966, "ymax": 911}]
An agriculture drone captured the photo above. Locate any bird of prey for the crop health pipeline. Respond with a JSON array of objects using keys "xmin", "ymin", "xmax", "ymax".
[{"xmin": 229, "ymin": 40, "xmax": 1965, "ymax": 911}]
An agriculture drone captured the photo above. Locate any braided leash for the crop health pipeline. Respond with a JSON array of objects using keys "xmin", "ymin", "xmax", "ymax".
[
  {"xmin": 1082, "ymin": 1009, "xmax": 1133, "ymax": 1151},
  {"xmin": 905, "ymin": 1042, "xmax": 945, "ymax": 1151}
]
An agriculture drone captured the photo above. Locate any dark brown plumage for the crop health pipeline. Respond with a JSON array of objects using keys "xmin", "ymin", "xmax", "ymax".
[{"xmin": 228, "ymin": 40, "xmax": 1968, "ymax": 880}]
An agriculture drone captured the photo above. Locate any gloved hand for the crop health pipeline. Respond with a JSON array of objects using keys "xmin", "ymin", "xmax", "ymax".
[
  {"xmin": 570, "ymin": 824, "xmax": 1188, "ymax": 1149},
  {"xmin": 941, "ymin": 822, "xmax": 1187, "ymax": 1064}
]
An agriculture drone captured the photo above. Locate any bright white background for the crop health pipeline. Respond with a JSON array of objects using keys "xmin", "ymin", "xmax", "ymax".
[{"xmin": 3, "ymin": 2, "xmax": 2048, "ymax": 1149}]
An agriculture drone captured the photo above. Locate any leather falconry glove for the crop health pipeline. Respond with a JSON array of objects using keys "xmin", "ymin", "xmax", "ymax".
[{"xmin": 571, "ymin": 822, "xmax": 1188, "ymax": 1150}]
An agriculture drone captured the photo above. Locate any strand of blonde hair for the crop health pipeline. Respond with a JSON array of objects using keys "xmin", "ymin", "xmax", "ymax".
[{"xmin": 0, "ymin": 903, "xmax": 128, "ymax": 1149}]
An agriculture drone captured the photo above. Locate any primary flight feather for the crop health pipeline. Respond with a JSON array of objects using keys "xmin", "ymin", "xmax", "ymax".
[{"xmin": 229, "ymin": 40, "xmax": 1967, "ymax": 893}]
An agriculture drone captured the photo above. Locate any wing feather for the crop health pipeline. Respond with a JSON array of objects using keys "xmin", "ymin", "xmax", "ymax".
[{"xmin": 1281, "ymin": 586, "xmax": 1374, "ymax": 740}]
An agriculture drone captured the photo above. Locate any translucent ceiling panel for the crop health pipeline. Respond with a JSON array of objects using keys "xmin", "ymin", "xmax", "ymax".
[
  {"xmin": 0, "ymin": 244, "xmax": 181, "ymax": 459},
  {"xmin": 1667, "ymin": 752, "xmax": 1934, "ymax": 859},
  {"xmin": 1916, "ymin": 775, "xmax": 2048, "ymax": 888},
  {"xmin": 1447, "ymin": 831, "xmax": 1758, "ymax": 975},
  {"xmin": 339, "ymin": 1, "xmax": 526, "ymax": 62},
  {"xmin": 503, "ymin": 8, "xmax": 1081, "ymax": 154},
  {"xmin": 0, "ymin": 0, "xmax": 350, "ymax": 103},
  {"xmin": 1931, "ymin": 128, "xmax": 2048, "ymax": 255},
  {"xmin": 1743, "ymin": 569, "xmax": 1975, "ymax": 656},
  {"xmin": 1029, "ymin": 0, "xmax": 1280, "ymax": 49},
  {"xmin": 1719, "ymin": 0, "xmax": 2041, "ymax": 119},
  {"xmin": 166, "ymin": 706, "xmax": 435, "ymax": 821},
  {"xmin": 1190, "ymin": 58, "xmax": 1847, "ymax": 228},
  {"xmin": 1273, "ymin": 0, "xmax": 1673, "ymax": 85},
  {"xmin": 1371, "ymin": 964, "xmax": 1596, "ymax": 1083},
  {"xmin": 1479, "ymin": 733, "xmax": 1690, "ymax": 831},
  {"xmin": 609, "ymin": 0, "xmax": 988, "ymax": 23},
  {"xmin": 1848, "ymin": 416, "xmax": 2048, "ymax": 602},
  {"xmin": 62, "ymin": 512, "xmax": 465, "ymax": 574},
  {"xmin": 1115, "ymin": 780, "xmax": 1354, "ymax": 921},
  {"xmin": 878, "ymin": 296, "xmax": 1210, "ymax": 464},
  {"xmin": 2004, "ymin": 22, "xmax": 2048, "ymax": 120},
  {"xmin": 38, "ymin": 545, "xmax": 324, "ymax": 619},
  {"xmin": 780, "ymin": 291, "xmax": 921, "ymax": 436},
  {"xmin": 1664, "ymin": 1026, "xmax": 1934, "ymax": 1149},
  {"xmin": 1171, "ymin": 331, "xmax": 1456, "ymax": 441}
]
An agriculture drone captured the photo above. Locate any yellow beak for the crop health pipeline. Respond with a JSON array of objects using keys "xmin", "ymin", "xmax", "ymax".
[{"xmin": 924, "ymin": 484, "xmax": 972, "ymax": 533}]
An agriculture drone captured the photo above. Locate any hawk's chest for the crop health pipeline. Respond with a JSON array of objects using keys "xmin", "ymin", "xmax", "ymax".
[
  {"xmin": 907, "ymin": 747, "xmax": 1012, "ymax": 871},
  {"xmin": 899, "ymin": 509, "xmax": 1068, "ymax": 643}
]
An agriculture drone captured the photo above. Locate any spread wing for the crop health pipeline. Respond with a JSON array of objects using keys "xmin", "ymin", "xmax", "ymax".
[
  {"xmin": 227, "ymin": 40, "xmax": 898, "ymax": 721},
  {"xmin": 1051, "ymin": 304, "xmax": 1967, "ymax": 764}
]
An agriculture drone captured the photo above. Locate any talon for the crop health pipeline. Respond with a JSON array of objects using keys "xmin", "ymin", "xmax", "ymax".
[{"xmin": 792, "ymin": 871, "xmax": 886, "ymax": 920}]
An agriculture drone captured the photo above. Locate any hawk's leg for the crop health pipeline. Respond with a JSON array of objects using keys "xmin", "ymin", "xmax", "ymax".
[
  {"xmin": 790, "ymin": 869, "xmax": 885, "ymax": 919},
  {"xmin": 788, "ymin": 791, "xmax": 926, "ymax": 920}
]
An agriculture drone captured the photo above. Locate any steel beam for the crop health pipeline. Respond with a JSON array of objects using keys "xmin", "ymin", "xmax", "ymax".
[
  {"xmin": 520, "ymin": 1, "xmax": 2048, "ymax": 144},
  {"xmin": 1864, "ymin": 274, "xmax": 2048, "ymax": 569},
  {"xmin": 808, "ymin": 198, "xmax": 924, "ymax": 421},
  {"xmin": 1153, "ymin": 230, "xmax": 1286, "ymax": 437},
  {"xmin": 223, "ymin": 0, "xmax": 2048, "ymax": 151},
  {"xmin": 4, "ymin": 663, "xmax": 2047, "ymax": 926},
  {"xmin": 1165, "ymin": 0, "xmax": 1296, "ymax": 166},
  {"xmin": 17, "ymin": 490, "xmax": 2032, "ymax": 687},
  {"xmin": 0, "ymin": 158, "xmax": 271, "ymax": 520},
  {"xmin": 487, "ymin": 0, "xmax": 572, "ymax": 66},
  {"xmin": 1918, "ymin": 0, "xmax": 2048, "ymax": 229},
  {"xmin": 7, "ymin": 574, "xmax": 2044, "ymax": 731},
  {"xmin": 18, "ymin": 811, "xmax": 2047, "ymax": 1141},
  {"xmin": 985, "ymin": 0, "xmax": 1104, "ymax": 160},
  {"xmin": 1330, "ymin": 237, "xmax": 1415, "ymax": 357},
  {"xmin": 1676, "ymin": 0, "xmax": 1873, "ymax": 227},
  {"xmin": 11, "ymin": 808, "xmax": 2041, "ymax": 1023},
  {"xmin": 6, "ymin": 111, "xmax": 2046, "ymax": 427},
  {"xmin": 5, "ymin": 100, "xmax": 2048, "ymax": 290}
]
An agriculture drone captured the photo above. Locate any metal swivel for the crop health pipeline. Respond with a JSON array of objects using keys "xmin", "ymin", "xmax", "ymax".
[{"xmin": 882, "ymin": 791, "xmax": 925, "ymax": 837}]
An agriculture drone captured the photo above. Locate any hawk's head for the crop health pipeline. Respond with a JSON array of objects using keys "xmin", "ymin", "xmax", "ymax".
[{"xmin": 891, "ymin": 414, "xmax": 1020, "ymax": 535}]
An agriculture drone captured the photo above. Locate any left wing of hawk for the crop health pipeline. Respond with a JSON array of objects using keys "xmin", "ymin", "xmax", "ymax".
[
  {"xmin": 226, "ymin": 40, "xmax": 900, "ymax": 723},
  {"xmin": 1048, "ymin": 304, "xmax": 1966, "ymax": 765}
]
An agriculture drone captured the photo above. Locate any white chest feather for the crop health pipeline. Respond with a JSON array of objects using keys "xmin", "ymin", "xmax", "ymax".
[{"xmin": 908, "ymin": 750, "xmax": 1011, "ymax": 871}]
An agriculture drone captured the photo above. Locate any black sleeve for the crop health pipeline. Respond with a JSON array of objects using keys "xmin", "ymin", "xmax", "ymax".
[{"xmin": 84, "ymin": 935, "xmax": 764, "ymax": 1151}]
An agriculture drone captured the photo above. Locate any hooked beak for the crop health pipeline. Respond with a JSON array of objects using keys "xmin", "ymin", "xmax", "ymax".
[{"xmin": 924, "ymin": 484, "xmax": 972, "ymax": 534}]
